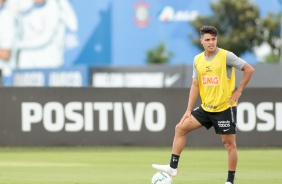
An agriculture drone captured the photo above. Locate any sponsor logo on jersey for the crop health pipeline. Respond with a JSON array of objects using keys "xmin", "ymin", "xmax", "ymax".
[
  {"xmin": 203, "ymin": 103, "xmax": 217, "ymax": 110},
  {"xmin": 202, "ymin": 76, "xmax": 220, "ymax": 86},
  {"xmin": 206, "ymin": 65, "xmax": 212, "ymax": 72},
  {"xmin": 218, "ymin": 120, "xmax": 231, "ymax": 128}
]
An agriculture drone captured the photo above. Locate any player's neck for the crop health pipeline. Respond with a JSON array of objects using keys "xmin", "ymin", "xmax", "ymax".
[{"xmin": 204, "ymin": 49, "xmax": 217, "ymax": 59}]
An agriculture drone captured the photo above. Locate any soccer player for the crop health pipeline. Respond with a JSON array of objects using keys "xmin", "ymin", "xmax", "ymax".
[{"xmin": 152, "ymin": 26, "xmax": 255, "ymax": 184}]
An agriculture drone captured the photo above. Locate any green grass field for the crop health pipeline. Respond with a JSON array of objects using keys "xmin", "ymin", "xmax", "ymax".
[{"xmin": 0, "ymin": 147, "xmax": 281, "ymax": 184}]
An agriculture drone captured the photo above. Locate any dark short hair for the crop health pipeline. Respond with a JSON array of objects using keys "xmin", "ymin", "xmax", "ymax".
[{"xmin": 200, "ymin": 26, "xmax": 218, "ymax": 37}]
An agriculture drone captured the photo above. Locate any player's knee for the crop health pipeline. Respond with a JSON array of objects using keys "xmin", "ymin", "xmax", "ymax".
[
  {"xmin": 175, "ymin": 124, "xmax": 182, "ymax": 134},
  {"xmin": 222, "ymin": 140, "xmax": 236, "ymax": 151},
  {"xmin": 175, "ymin": 122, "xmax": 189, "ymax": 135}
]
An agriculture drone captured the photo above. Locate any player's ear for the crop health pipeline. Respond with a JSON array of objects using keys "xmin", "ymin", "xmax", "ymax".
[{"xmin": 200, "ymin": 38, "xmax": 203, "ymax": 45}]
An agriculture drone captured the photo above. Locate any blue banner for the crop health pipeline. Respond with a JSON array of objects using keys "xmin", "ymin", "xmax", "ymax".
[
  {"xmin": 3, "ymin": 0, "xmax": 281, "ymax": 83},
  {"xmin": 65, "ymin": 0, "xmax": 280, "ymax": 67}
]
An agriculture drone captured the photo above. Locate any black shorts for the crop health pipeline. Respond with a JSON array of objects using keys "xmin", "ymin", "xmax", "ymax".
[{"xmin": 191, "ymin": 106, "xmax": 237, "ymax": 134}]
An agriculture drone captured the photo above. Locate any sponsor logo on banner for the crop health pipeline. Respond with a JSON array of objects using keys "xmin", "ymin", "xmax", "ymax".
[
  {"xmin": 13, "ymin": 72, "xmax": 45, "ymax": 86},
  {"xmin": 158, "ymin": 6, "xmax": 199, "ymax": 22},
  {"xmin": 237, "ymin": 102, "xmax": 282, "ymax": 132},
  {"xmin": 134, "ymin": 0, "xmax": 150, "ymax": 28},
  {"xmin": 49, "ymin": 71, "xmax": 83, "ymax": 87},
  {"xmin": 92, "ymin": 72, "xmax": 180, "ymax": 88},
  {"xmin": 164, "ymin": 73, "xmax": 180, "ymax": 87},
  {"xmin": 20, "ymin": 101, "xmax": 282, "ymax": 133},
  {"xmin": 21, "ymin": 101, "xmax": 166, "ymax": 132},
  {"xmin": 13, "ymin": 67, "xmax": 88, "ymax": 87}
]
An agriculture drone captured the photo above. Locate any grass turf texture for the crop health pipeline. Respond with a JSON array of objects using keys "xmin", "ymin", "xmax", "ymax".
[{"xmin": 0, "ymin": 147, "xmax": 281, "ymax": 184}]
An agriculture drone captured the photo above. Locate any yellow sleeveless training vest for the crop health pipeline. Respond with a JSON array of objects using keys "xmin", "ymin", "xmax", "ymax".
[{"xmin": 195, "ymin": 48, "xmax": 236, "ymax": 112}]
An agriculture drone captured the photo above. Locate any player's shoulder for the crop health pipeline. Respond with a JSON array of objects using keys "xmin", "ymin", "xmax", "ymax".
[
  {"xmin": 218, "ymin": 48, "xmax": 230, "ymax": 55},
  {"xmin": 194, "ymin": 52, "xmax": 205, "ymax": 67},
  {"xmin": 194, "ymin": 51, "xmax": 205, "ymax": 60}
]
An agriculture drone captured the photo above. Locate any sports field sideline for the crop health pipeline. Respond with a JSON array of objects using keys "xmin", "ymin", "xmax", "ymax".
[{"xmin": 0, "ymin": 147, "xmax": 281, "ymax": 184}]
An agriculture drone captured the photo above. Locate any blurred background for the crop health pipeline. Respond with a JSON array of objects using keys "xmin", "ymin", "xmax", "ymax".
[
  {"xmin": 0, "ymin": 0, "xmax": 281, "ymax": 147},
  {"xmin": 0, "ymin": 2, "xmax": 282, "ymax": 184},
  {"xmin": 0, "ymin": 0, "xmax": 282, "ymax": 87}
]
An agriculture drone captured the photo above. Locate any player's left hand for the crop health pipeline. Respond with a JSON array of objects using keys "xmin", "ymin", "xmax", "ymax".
[{"xmin": 228, "ymin": 89, "xmax": 242, "ymax": 105}]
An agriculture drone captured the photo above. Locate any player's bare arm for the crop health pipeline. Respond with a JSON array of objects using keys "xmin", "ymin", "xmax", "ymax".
[
  {"xmin": 180, "ymin": 78, "xmax": 199, "ymax": 123},
  {"xmin": 229, "ymin": 63, "xmax": 255, "ymax": 104}
]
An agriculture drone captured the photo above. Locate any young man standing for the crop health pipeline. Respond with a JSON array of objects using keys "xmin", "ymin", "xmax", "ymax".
[{"xmin": 152, "ymin": 26, "xmax": 255, "ymax": 184}]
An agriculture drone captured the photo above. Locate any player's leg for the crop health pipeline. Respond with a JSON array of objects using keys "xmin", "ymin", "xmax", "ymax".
[
  {"xmin": 209, "ymin": 107, "xmax": 237, "ymax": 184},
  {"xmin": 222, "ymin": 134, "xmax": 237, "ymax": 171},
  {"xmin": 172, "ymin": 114, "xmax": 203, "ymax": 155},
  {"xmin": 152, "ymin": 114, "xmax": 203, "ymax": 176},
  {"xmin": 221, "ymin": 134, "xmax": 237, "ymax": 184}
]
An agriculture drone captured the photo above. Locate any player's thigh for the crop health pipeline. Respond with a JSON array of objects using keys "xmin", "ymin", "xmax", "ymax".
[{"xmin": 176, "ymin": 115, "xmax": 203, "ymax": 133}]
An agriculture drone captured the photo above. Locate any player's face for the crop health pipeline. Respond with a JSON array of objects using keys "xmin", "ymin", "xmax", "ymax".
[{"xmin": 200, "ymin": 33, "xmax": 217, "ymax": 52}]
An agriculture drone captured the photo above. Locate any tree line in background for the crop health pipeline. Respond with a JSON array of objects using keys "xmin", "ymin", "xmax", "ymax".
[{"xmin": 147, "ymin": 0, "xmax": 281, "ymax": 64}]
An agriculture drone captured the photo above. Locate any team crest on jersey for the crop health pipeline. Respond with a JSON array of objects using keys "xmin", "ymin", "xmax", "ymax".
[
  {"xmin": 202, "ymin": 76, "xmax": 220, "ymax": 86},
  {"xmin": 133, "ymin": 0, "xmax": 150, "ymax": 28}
]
